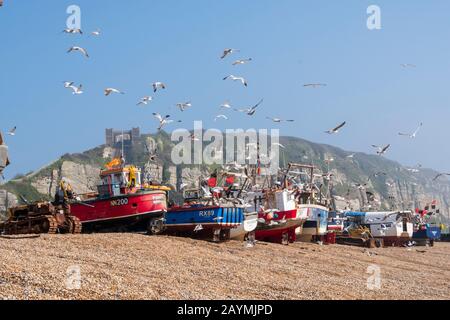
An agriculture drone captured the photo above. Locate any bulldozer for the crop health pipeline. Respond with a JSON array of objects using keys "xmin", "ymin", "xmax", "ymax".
[
  {"xmin": 336, "ymin": 225, "xmax": 384, "ymax": 248},
  {"xmin": 0, "ymin": 201, "xmax": 82, "ymax": 235}
]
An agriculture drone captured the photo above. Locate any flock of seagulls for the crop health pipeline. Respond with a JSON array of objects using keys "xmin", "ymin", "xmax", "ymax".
[{"xmin": 0, "ymin": 9, "xmax": 443, "ymax": 186}]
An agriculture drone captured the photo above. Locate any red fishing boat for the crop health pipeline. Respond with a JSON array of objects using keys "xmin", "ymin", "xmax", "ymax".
[
  {"xmin": 69, "ymin": 159, "xmax": 170, "ymax": 231},
  {"xmin": 250, "ymin": 189, "xmax": 308, "ymax": 245}
]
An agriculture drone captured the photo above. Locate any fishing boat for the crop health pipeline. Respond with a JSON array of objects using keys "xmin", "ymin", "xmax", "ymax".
[
  {"xmin": 296, "ymin": 204, "xmax": 330, "ymax": 242},
  {"xmin": 69, "ymin": 159, "xmax": 170, "ymax": 231},
  {"xmin": 230, "ymin": 211, "xmax": 258, "ymax": 241},
  {"xmin": 253, "ymin": 189, "xmax": 308, "ymax": 245},
  {"xmin": 150, "ymin": 187, "xmax": 245, "ymax": 242}
]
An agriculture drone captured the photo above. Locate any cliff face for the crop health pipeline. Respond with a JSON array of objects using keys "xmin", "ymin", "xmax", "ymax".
[{"xmin": 1, "ymin": 133, "xmax": 449, "ymax": 223}]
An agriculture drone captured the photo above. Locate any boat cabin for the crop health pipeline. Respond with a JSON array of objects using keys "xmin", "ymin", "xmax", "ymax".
[{"xmin": 98, "ymin": 166, "xmax": 142, "ymax": 198}]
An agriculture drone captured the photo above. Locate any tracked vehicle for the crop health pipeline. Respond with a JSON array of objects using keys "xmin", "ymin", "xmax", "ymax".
[{"xmin": 0, "ymin": 201, "xmax": 82, "ymax": 235}]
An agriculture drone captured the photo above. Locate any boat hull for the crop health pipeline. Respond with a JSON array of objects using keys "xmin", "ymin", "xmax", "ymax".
[
  {"xmin": 163, "ymin": 205, "xmax": 245, "ymax": 241},
  {"xmin": 70, "ymin": 191, "xmax": 167, "ymax": 230},
  {"xmin": 255, "ymin": 209, "xmax": 306, "ymax": 244},
  {"xmin": 230, "ymin": 212, "xmax": 258, "ymax": 241},
  {"xmin": 296, "ymin": 205, "xmax": 329, "ymax": 242}
]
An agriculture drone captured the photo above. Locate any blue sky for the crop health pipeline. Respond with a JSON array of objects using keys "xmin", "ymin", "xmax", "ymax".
[{"xmin": 1, "ymin": 0, "xmax": 449, "ymax": 180}]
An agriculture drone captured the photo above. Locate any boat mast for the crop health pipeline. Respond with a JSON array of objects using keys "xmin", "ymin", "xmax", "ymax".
[{"xmin": 121, "ymin": 129, "xmax": 125, "ymax": 165}]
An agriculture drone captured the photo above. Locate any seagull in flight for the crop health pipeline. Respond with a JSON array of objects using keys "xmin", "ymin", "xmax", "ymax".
[
  {"xmin": 176, "ymin": 101, "xmax": 192, "ymax": 112},
  {"xmin": 104, "ymin": 88, "xmax": 125, "ymax": 96},
  {"xmin": 68, "ymin": 83, "xmax": 83, "ymax": 95},
  {"xmin": 67, "ymin": 46, "xmax": 89, "ymax": 58},
  {"xmin": 346, "ymin": 153, "xmax": 356, "ymax": 159},
  {"xmin": 303, "ymin": 83, "xmax": 327, "ymax": 88},
  {"xmin": 433, "ymin": 173, "xmax": 450, "ymax": 181},
  {"xmin": 221, "ymin": 48, "xmax": 240, "ymax": 59},
  {"xmin": 63, "ymin": 28, "xmax": 83, "ymax": 35},
  {"xmin": 220, "ymin": 100, "xmax": 232, "ymax": 109},
  {"xmin": 325, "ymin": 121, "xmax": 346, "ymax": 134},
  {"xmin": 152, "ymin": 82, "xmax": 166, "ymax": 93},
  {"xmin": 399, "ymin": 123, "xmax": 423, "ymax": 138},
  {"xmin": 214, "ymin": 114, "xmax": 228, "ymax": 121},
  {"xmin": 232, "ymin": 58, "xmax": 252, "ymax": 66},
  {"xmin": 152, "ymin": 113, "xmax": 181, "ymax": 131},
  {"xmin": 401, "ymin": 63, "xmax": 417, "ymax": 68},
  {"xmin": 372, "ymin": 144, "xmax": 391, "ymax": 156},
  {"xmin": 223, "ymin": 75, "xmax": 248, "ymax": 87},
  {"xmin": 234, "ymin": 99, "xmax": 264, "ymax": 116},
  {"xmin": 266, "ymin": 117, "xmax": 295, "ymax": 123},
  {"xmin": 91, "ymin": 29, "xmax": 101, "ymax": 36},
  {"xmin": 137, "ymin": 96, "xmax": 153, "ymax": 106},
  {"xmin": 7, "ymin": 126, "xmax": 16, "ymax": 136}
]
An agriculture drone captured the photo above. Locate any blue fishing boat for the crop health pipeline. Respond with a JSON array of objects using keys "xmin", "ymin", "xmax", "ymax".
[{"xmin": 160, "ymin": 204, "xmax": 245, "ymax": 242}]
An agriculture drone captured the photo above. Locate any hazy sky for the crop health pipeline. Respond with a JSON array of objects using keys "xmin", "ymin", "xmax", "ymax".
[{"xmin": 1, "ymin": 0, "xmax": 449, "ymax": 180}]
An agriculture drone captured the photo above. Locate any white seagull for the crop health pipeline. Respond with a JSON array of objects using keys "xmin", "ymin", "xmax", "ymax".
[
  {"xmin": 67, "ymin": 46, "xmax": 89, "ymax": 58},
  {"xmin": 399, "ymin": 123, "xmax": 423, "ymax": 138},
  {"xmin": 220, "ymin": 100, "xmax": 232, "ymax": 109},
  {"xmin": 7, "ymin": 126, "xmax": 16, "ymax": 136},
  {"xmin": 325, "ymin": 121, "xmax": 346, "ymax": 134},
  {"xmin": 303, "ymin": 83, "xmax": 327, "ymax": 88},
  {"xmin": 214, "ymin": 114, "xmax": 228, "ymax": 121},
  {"xmin": 152, "ymin": 82, "xmax": 166, "ymax": 93},
  {"xmin": 232, "ymin": 58, "xmax": 252, "ymax": 66},
  {"xmin": 401, "ymin": 63, "xmax": 417, "ymax": 68},
  {"xmin": 104, "ymin": 88, "xmax": 125, "ymax": 96},
  {"xmin": 221, "ymin": 48, "xmax": 240, "ymax": 59},
  {"xmin": 63, "ymin": 81, "xmax": 74, "ymax": 88},
  {"xmin": 234, "ymin": 99, "xmax": 264, "ymax": 116},
  {"xmin": 69, "ymin": 83, "xmax": 83, "ymax": 95},
  {"xmin": 91, "ymin": 29, "xmax": 101, "ymax": 36},
  {"xmin": 266, "ymin": 117, "xmax": 295, "ymax": 123},
  {"xmin": 176, "ymin": 101, "xmax": 192, "ymax": 112},
  {"xmin": 152, "ymin": 113, "xmax": 181, "ymax": 131},
  {"xmin": 223, "ymin": 75, "xmax": 248, "ymax": 87},
  {"xmin": 137, "ymin": 96, "xmax": 153, "ymax": 106},
  {"xmin": 63, "ymin": 28, "xmax": 83, "ymax": 35},
  {"xmin": 372, "ymin": 144, "xmax": 391, "ymax": 156}
]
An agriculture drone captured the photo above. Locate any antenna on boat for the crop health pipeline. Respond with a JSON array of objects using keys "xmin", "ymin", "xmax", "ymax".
[{"xmin": 121, "ymin": 129, "xmax": 125, "ymax": 166}]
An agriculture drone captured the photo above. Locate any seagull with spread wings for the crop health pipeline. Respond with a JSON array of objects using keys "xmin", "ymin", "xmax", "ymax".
[
  {"xmin": 214, "ymin": 114, "xmax": 228, "ymax": 121},
  {"xmin": 234, "ymin": 99, "xmax": 264, "ymax": 116},
  {"xmin": 104, "ymin": 88, "xmax": 125, "ymax": 96},
  {"xmin": 152, "ymin": 82, "xmax": 166, "ymax": 93},
  {"xmin": 137, "ymin": 96, "xmax": 153, "ymax": 106},
  {"xmin": 266, "ymin": 117, "xmax": 295, "ymax": 123},
  {"xmin": 303, "ymin": 83, "xmax": 327, "ymax": 88},
  {"xmin": 325, "ymin": 121, "xmax": 346, "ymax": 134},
  {"xmin": 223, "ymin": 75, "xmax": 248, "ymax": 87},
  {"xmin": 399, "ymin": 123, "xmax": 423, "ymax": 138},
  {"xmin": 67, "ymin": 46, "xmax": 89, "ymax": 58},
  {"xmin": 221, "ymin": 48, "xmax": 240, "ymax": 59},
  {"xmin": 176, "ymin": 101, "xmax": 192, "ymax": 112},
  {"xmin": 153, "ymin": 113, "xmax": 181, "ymax": 131},
  {"xmin": 372, "ymin": 144, "xmax": 391, "ymax": 156},
  {"xmin": 232, "ymin": 58, "xmax": 252, "ymax": 66}
]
